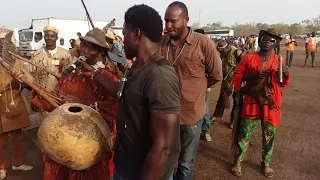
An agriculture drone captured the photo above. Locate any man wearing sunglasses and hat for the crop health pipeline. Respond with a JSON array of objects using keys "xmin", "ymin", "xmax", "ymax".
[
  {"xmin": 211, "ymin": 40, "xmax": 246, "ymax": 129},
  {"xmin": 231, "ymin": 28, "xmax": 290, "ymax": 178}
]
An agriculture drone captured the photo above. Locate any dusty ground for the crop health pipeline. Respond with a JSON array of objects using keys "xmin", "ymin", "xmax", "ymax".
[{"xmin": 3, "ymin": 40, "xmax": 320, "ymax": 180}]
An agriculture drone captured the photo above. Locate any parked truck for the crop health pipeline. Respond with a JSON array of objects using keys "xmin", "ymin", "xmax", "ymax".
[{"xmin": 19, "ymin": 17, "xmax": 123, "ymax": 57}]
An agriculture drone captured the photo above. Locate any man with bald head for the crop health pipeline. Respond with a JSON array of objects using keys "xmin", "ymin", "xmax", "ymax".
[
  {"xmin": 211, "ymin": 40, "xmax": 245, "ymax": 129},
  {"xmin": 160, "ymin": 1, "xmax": 222, "ymax": 179}
]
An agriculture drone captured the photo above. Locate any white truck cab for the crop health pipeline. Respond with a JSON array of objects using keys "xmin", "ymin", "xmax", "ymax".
[{"xmin": 19, "ymin": 29, "xmax": 45, "ymax": 57}]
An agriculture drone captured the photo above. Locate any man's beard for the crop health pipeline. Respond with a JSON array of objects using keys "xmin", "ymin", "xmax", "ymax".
[{"xmin": 170, "ymin": 33, "xmax": 180, "ymax": 40}]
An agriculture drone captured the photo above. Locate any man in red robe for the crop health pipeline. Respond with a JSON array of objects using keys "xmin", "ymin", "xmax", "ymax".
[
  {"xmin": 14, "ymin": 28, "xmax": 119, "ymax": 180},
  {"xmin": 231, "ymin": 28, "xmax": 290, "ymax": 178}
]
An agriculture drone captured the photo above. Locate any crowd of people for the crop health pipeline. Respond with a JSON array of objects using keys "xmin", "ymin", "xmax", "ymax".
[{"xmin": 1, "ymin": 1, "xmax": 319, "ymax": 180}]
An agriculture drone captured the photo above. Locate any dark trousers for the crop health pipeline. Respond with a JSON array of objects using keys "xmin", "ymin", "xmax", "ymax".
[
  {"xmin": 201, "ymin": 91, "xmax": 211, "ymax": 134},
  {"xmin": 305, "ymin": 50, "xmax": 316, "ymax": 67},
  {"xmin": 286, "ymin": 50, "xmax": 294, "ymax": 66},
  {"xmin": 213, "ymin": 91, "xmax": 241, "ymax": 125}
]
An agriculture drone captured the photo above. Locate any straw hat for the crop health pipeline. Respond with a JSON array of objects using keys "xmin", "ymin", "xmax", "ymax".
[
  {"xmin": 43, "ymin": 26, "xmax": 59, "ymax": 34},
  {"xmin": 74, "ymin": 38, "xmax": 81, "ymax": 50},
  {"xmin": 105, "ymin": 28, "xmax": 115, "ymax": 40}
]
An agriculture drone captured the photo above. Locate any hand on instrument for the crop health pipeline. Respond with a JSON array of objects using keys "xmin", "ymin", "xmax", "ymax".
[
  {"xmin": 78, "ymin": 60, "xmax": 95, "ymax": 77},
  {"xmin": 242, "ymin": 71, "xmax": 269, "ymax": 81},
  {"xmin": 124, "ymin": 59, "xmax": 133, "ymax": 68},
  {"xmin": 116, "ymin": 52, "xmax": 133, "ymax": 69},
  {"xmin": 282, "ymin": 65, "xmax": 289, "ymax": 79},
  {"xmin": 282, "ymin": 65, "xmax": 289, "ymax": 74},
  {"xmin": 256, "ymin": 71, "xmax": 270, "ymax": 79},
  {"xmin": 11, "ymin": 70, "xmax": 34, "ymax": 84}
]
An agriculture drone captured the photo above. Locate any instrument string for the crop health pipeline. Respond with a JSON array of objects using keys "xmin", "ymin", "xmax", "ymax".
[{"xmin": 0, "ymin": 59, "xmax": 63, "ymax": 102}]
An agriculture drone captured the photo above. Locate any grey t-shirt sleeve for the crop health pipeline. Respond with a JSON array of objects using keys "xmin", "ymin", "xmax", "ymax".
[{"xmin": 145, "ymin": 66, "xmax": 181, "ymax": 114}]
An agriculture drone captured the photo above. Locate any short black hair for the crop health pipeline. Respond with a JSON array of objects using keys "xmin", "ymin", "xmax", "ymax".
[
  {"xmin": 168, "ymin": 1, "xmax": 188, "ymax": 17},
  {"xmin": 124, "ymin": 4, "xmax": 163, "ymax": 43},
  {"xmin": 194, "ymin": 29, "xmax": 205, "ymax": 34}
]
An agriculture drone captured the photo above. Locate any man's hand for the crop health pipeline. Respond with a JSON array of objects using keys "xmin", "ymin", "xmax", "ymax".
[
  {"xmin": 242, "ymin": 71, "xmax": 269, "ymax": 82},
  {"xmin": 257, "ymin": 71, "xmax": 270, "ymax": 79},
  {"xmin": 78, "ymin": 60, "xmax": 95, "ymax": 77},
  {"xmin": 124, "ymin": 59, "xmax": 133, "ymax": 68},
  {"xmin": 117, "ymin": 53, "xmax": 133, "ymax": 69},
  {"xmin": 282, "ymin": 65, "xmax": 288, "ymax": 74},
  {"xmin": 11, "ymin": 70, "xmax": 34, "ymax": 84},
  {"xmin": 282, "ymin": 65, "xmax": 289, "ymax": 79}
]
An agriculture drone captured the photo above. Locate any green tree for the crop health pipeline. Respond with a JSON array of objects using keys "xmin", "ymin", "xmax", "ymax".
[
  {"xmin": 232, "ymin": 23, "xmax": 258, "ymax": 36},
  {"xmin": 270, "ymin": 23, "xmax": 289, "ymax": 34},
  {"xmin": 256, "ymin": 23, "xmax": 270, "ymax": 31},
  {"xmin": 201, "ymin": 21, "xmax": 230, "ymax": 31},
  {"xmin": 191, "ymin": 22, "xmax": 200, "ymax": 30},
  {"xmin": 288, "ymin": 23, "xmax": 305, "ymax": 35}
]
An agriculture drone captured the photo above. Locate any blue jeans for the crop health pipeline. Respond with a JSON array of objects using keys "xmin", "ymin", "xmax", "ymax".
[
  {"xmin": 113, "ymin": 168, "xmax": 123, "ymax": 180},
  {"xmin": 201, "ymin": 90, "xmax": 211, "ymax": 134},
  {"xmin": 176, "ymin": 119, "xmax": 203, "ymax": 180}
]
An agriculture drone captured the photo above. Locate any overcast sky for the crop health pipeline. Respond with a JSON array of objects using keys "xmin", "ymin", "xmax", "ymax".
[{"xmin": 1, "ymin": 0, "xmax": 320, "ymax": 29}]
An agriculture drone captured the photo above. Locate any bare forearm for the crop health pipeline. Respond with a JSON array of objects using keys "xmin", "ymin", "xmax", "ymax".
[
  {"xmin": 141, "ymin": 146, "xmax": 170, "ymax": 180},
  {"xmin": 94, "ymin": 73, "xmax": 119, "ymax": 98}
]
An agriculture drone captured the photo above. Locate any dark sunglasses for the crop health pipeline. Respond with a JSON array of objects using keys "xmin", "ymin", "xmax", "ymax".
[{"xmin": 261, "ymin": 37, "xmax": 277, "ymax": 43}]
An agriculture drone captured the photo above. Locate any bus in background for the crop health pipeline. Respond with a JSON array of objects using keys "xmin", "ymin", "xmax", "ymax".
[{"xmin": 205, "ymin": 29, "xmax": 234, "ymax": 39}]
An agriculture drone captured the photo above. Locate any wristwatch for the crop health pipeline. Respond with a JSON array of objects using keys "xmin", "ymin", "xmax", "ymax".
[{"xmin": 91, "ymin": 70, "xmax": 101, "ymax": 80}]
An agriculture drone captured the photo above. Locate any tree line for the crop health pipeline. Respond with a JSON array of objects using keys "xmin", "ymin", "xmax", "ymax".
[{"xmin": 191, "ymin": 15, "xmax": 320, "ymax": 36}]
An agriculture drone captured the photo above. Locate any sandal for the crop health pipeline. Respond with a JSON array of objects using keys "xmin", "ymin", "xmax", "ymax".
[
  {"xmin": 262, "ymin": 166, "xmax": 274, "ymax": 178},
  {"xmin": 231, "ymin": 165, "xmax": 242, "ymax": 176}
]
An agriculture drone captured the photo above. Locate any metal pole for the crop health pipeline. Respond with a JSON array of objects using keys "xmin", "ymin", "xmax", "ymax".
[{"xmin": 80, "ymin": 0, "xmax": 95, "ymax": 28}]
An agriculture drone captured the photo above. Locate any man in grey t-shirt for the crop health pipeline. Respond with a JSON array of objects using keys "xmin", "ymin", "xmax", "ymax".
[{"xmin": 79, "ymin": 4, "xmax": 181, "ymax": 180}]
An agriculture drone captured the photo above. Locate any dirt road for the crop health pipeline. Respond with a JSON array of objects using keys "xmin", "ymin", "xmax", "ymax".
[{"xmin": 4, "ymin": 40, "xmax": 320, "ymax": 180}]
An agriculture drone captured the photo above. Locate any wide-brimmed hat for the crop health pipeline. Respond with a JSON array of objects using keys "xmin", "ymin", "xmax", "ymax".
[
  {"xmin": 105, "ymin": 28, "xmax": 116, "ymax": 40},
  {"xmin": 78, "ymin": 28, "xmax": 107, "ymax": 48},
  {"xmin": 259, "ymin": 28, "xmax": 282, "ymax": 41},
  {"xmin": 74, "ymin": 38, "xmax": 81, "ymax": 50}
]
